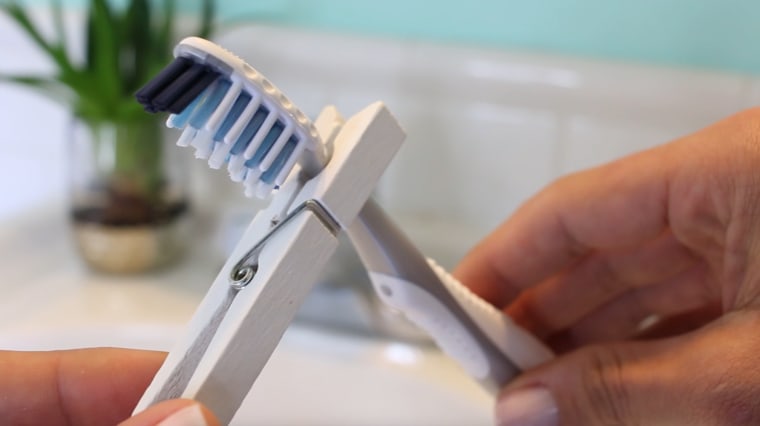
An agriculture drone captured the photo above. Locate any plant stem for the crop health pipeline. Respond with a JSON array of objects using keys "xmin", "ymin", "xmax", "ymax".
[{"xmin": 84, "ymin": 116, "xmax": 165, "ymax": 200}]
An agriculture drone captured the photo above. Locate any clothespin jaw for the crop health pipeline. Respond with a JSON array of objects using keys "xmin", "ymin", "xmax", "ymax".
[{"xmin": 134, "ymin": 103, "xmax": 405, "ymax": 423}]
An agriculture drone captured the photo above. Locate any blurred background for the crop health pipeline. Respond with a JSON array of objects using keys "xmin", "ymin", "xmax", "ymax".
[
  {"xmin": 3, "ymin": 0, "xmax": 759, "ymax": 243},
  {"xmin": 0, "ymin": 1, "xmax": 758, "ymax": 424}
]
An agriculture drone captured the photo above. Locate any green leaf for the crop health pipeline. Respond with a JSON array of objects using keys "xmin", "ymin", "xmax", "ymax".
[
  {"xmin": 114, "ymin": 97, "xmax": 151, "ymax": 121},
  {"xmin": 4, "ymin": 0, "xmax": 218, "ymax": 123},
  {"xmin": 0, "ymin": 74, "xmax": 56, "ymax": 89},
  {"xmin": 1, "ymin": 1, "xmax": 75, "ymax": 74},
  {"xmin": 0, "ymin": 74, "xmax": 72, "ymax": 105},
  {"xmin": 50, "ymin": 0, "xmax": 68, "ymax": 56},
  {"xmin": 123, "ymin": 0, "xmax": 150, "ymax": 93},
  {"xmin": 1, "ymin": 2, "xmax": 52, "ymax": 53},
  {"xmin": 85, "ymin": 0, "xmax": 121, "ymax": 112},
  {"xmin": 199, "ymin": 0, "xmax": 214, "ymax": 39},
  {"xmin": 59, "ymin": 68, "xmax": 96, "ymax": 100},
  {"xmin": 155, "ymin": 0, "xmax": 175, "ymax": 65}
]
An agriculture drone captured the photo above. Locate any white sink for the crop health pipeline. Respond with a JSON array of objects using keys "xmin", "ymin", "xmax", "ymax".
[{"xmin": 0, "ymin": 324, "xmax": 493, "ymax": 425}]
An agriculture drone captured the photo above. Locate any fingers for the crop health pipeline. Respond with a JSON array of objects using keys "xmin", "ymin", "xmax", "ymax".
[
  {"xmin": 494, "ymin": 310, "xmax": 760, "ymax": 426},
  {"xmin": 635, "ymin": 303, "xmax": 723, "ymax": 340},
  {"xmin": 554, "ymin": 263, "xmax": 716, "ymax": 348},
  {"xmin": 496, "ymin": 339, "xmax": 680, "ymax": 426},
  {"xmin": 0, "ymin": 348, "xmax": 221, "ymax": 425},
  {"xmin": 120, "ymin": 399, "xmax": 220, "ymax": 426},
  {"xmin": 455, "ymin": 142, "xmax": 675, "ymax": 305},
  {"xmin": 0, "ymin": 349, "xmax": 165, "ymax": 425},
  {"xmin": 506, "ymin": 231, "xmax": 698, "ymax": 338},
  {"xmin": 0, "ymin": 348, "xmax": 165, "ymax": 425}
]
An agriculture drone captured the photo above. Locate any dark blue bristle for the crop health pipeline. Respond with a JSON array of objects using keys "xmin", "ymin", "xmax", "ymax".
[
  {"xmin": 167, "ymin": 70, "xmax": 219, "ymax": 114},
  {"xmin": 152, "ymin": 63, "xmax": 210, "ymax": 112},
  {"xmin": 135, "ymin": 57, "xmax": 192, "ymax": 107},
  {"xmin": 135, "ymin": 56, "xmax": 221, "ymax": 114},
  {"xmin": 245, "ymin": 120, "xmax": 284, "ymax": 168},
  {"xmin": 261, "ymin": 136, "xmax": 298, "ymax": 184},
  {"xmin": 231, "ymin": 106, "xmax": 269, "ymax": 155}
]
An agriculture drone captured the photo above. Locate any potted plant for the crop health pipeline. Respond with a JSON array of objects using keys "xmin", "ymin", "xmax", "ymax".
[{"xmin": 0, "ymin": 0, "xmax": 214, "ymax": 273}]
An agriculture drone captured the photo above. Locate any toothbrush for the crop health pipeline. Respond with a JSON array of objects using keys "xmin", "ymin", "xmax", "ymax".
[
  {"xmin": 134, "ymin": 37, "xmax": 553, "ymax": 421},
  {"xmin": 136, "ymin": 37, "xmax": 329, "ymax": 198}
]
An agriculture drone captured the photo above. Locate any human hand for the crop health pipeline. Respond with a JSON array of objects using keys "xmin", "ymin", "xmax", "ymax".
[
  {"xmin": 0, "ymin": 348, "xmax": 219, "ymax": 426},
  {"xmin": 455, "ymin": 108, "xmax": 760, "ymax": 425}
]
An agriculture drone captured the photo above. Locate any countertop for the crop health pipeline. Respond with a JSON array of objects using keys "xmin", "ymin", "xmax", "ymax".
[
  {"xmin": 0, "ymin": 202, "xmax": 215, "ymax": 346},
  {"xmin": 0, "ymin": 204, "xmax": 493, "ymax": 426}
]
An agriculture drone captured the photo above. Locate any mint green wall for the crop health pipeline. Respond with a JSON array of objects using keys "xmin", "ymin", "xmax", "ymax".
[
  {"xmin": 221, "ymin": 0, "xmax": 759, "ymax": 74},
  {"xmin": 47, "ymin": 0, "xmax": 760, "ymax": 74}
]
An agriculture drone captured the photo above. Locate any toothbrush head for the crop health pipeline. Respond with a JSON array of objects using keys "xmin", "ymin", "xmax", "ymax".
[{"xmin": 135, "ymin": 37, "xmax": 330, "ymax": 198}]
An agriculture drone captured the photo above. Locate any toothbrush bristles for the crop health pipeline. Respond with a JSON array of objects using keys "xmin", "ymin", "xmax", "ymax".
[
  {"xmin": 135, "ymin": 39, "xmax": 325, "ymax": 199},
  {"xmin": 136, "ymin": 57, "xmax": 218, "ymax": 114}
]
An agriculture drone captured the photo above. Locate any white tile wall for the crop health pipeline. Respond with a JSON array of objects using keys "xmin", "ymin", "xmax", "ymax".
[
  {"xmin": 2, "ymin": 18, "xmax": 759, "ymax": 257},
  {"xmin": 217, "ymin": 26, "xmax": 759, "ymax": 245},
  {"xmin": 381, "ymin": 99, "xmax": 558, "ymax": 235}
]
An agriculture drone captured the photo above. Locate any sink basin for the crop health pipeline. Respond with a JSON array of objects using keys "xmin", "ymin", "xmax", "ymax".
[{"xmin": 0, "ymin": 324, "xmax": 493, "ymax": 425}]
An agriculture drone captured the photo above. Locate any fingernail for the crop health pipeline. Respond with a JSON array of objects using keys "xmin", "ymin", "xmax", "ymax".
[
  {"xmin": 495, "ymin": 387, "xmax": 558, "ymax": 426},
  {"xmin": 157, "ymin": 405, "xmax": 207, "ymax": 426}
]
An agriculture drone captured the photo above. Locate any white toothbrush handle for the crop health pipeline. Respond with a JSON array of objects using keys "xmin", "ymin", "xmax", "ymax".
[{"xmin": 348, "ymin": 199, "xmax": 553, "ymax": 394}]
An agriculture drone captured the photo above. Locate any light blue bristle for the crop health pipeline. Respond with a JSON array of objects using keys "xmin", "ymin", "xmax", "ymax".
[
  {"xmin": 245, "ymin": 121, "xmax": 284, "ymax": 169},
  {"xmin": 231, "ymin": 106, "xmax": 269, "ymax": 155},
  {"xmin": 169, "ymin": 91, "xmax": 205, "ymax": 129},
  {"xmin": 261, "ymin": 136, "xmax": 298, "ymax": 184},
  {"xmin": 189, "ymin": 79, "xmax": 231, "ymax": 129},
  {"xmin": 214, "ymin": 91, "xmax": 251, "ymax": 141}
]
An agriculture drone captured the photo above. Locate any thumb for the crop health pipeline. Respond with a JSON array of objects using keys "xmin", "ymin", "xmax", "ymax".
[
  {"xmin": 494, "ymin": 311, "xmax": 760, "ymax": 425},
  {"xmin": 119, "ymin": 399, "xmax": 220, "ymax": 426},
  {"xmin": 494, "ymin": 340, "xmax": 666, "ymax": 426}
]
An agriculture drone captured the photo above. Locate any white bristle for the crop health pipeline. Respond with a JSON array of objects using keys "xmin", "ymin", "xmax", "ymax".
[
  {"xmin": 224, "ymin": 95, "xmax": 261, "ymax": 145},
  {"xmin": 243, "ymin": 170, "xmax": 263, "ymax": 198},
  {"xmin": 205, "ymin": 79, "xmax": 243, "ymax": 131},
  {"xmin": 244, "ymin": 179, "xmax": 264, "ymax": 199},
  {"xmin": 243, "ymin": 111, "xmax": 278, "ymax": 160},
  {"xmin": 244, "ymin": 166, "xmax": 262, "ymax": 187},
  {"xmin": 208, "ymin": 139, "xmax": 234, "ymax": 169},
  {"xmin": 228, "ymin": 155, "xmax": 247, "ymax": 182},
  {"xmin": 274, "ymin": 142, "xmax": 305, "ymax": 186},
  {"xmin": 191, "ymin": 131, "xmax": 215, "ymax": 160},
  {"xmin": 244, "ymin": 184, "xmax": 256, "ymax": 198},
  {"xmin": 259, "ymin": 122, "xmax": 294, "ymax": 171},
  {"xmin": 177, "ymin": 127, "xmax": 197, "ymax": 147},
  {"xmin": 255, "ymin": 181, "xmax": 274, "ymax": 199},
  {"xmin": 167, "ymin": 114, "xmax": 182, "ymax": 129}
]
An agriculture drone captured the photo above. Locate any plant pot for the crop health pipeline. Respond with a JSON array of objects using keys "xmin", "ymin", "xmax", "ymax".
[{"xmin": 68, "ymin": 116, "xmax": 191, "ymax": 273}]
